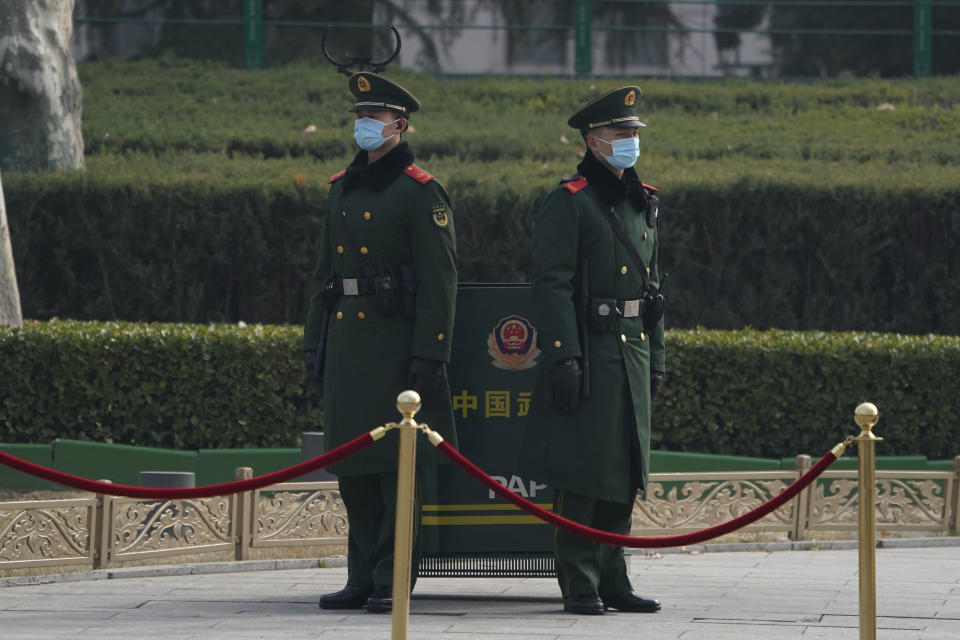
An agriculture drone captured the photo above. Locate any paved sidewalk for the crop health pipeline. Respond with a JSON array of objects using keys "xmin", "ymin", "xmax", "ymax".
[{"xmin": 2, "ymin": 544, "xmax": 959, "ymax": 639}]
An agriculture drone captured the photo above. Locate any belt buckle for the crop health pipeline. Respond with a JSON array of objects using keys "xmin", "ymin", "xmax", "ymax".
[
  {"xmin": 342, "ymin": 278, "xmax": 359, "ymax": 296},
  {"xmin": 622, "ymin": 299, "xmax": 641, "ymax": 318}
]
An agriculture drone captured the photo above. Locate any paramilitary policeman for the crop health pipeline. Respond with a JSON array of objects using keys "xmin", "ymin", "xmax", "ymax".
[
  {"xmin": 520, "ymin": 86, "xmax": 666, "ymax": 616},
  {"xmin": 303, "ymin": 72, "xmax": 458, "ymax": 613}
]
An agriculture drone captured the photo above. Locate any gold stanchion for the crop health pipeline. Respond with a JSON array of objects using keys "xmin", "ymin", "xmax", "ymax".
[
  {"xmin": 391, "ymin": 390, "xmax": 421, "ymax": 640},
  {"xmin": 855, "ymin": 402, "xmax": 881, "ymax": 640}
]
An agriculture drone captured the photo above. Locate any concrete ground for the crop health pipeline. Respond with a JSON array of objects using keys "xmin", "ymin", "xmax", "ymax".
[{"xmin": 2, "ymin": 540, "xmax": 959, "ymax": 639}]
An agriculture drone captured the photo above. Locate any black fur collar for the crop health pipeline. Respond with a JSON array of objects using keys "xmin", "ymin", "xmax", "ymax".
[
  {"xmin": 342, "ymin": 141, "xmax": 416, "ymax": 193},
  {"xmin": 577, "ymin": 149, "xmax": 648, "ymax": 211}
]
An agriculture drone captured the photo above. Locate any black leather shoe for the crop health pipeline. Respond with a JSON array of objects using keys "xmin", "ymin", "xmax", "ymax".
[
  {"xmin": 602, "ymin": 591, "xmax": 661, "ymax": 613},
  {"xmin": 319, "ymin": 585, "xmax": 373, "ymax": 609},
  {"xmin": 563, "ymin": 594, "xmax": 604, "ymax": 615},
  {"xmin": 366, "ymin": 586, "xmax": 393, "ymax": 613}
]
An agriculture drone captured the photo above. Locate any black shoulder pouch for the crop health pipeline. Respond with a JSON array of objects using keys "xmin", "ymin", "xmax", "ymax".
[
  {"xmin": 642, "ymin": 275, "xmax": 666, "ymax": 334},
  {"xmin": 589, "ymin": 297, "xmax": 618, "ymax": 333},
  {"xmin": 374, "ymin": 270, "xmax": 401, "ymax": 317},
  {"xmin": 321, "ymin": 274, "xmax": 339, "ymax": 311},
  {"xmin": 646, "ymin": 194, "xmax": 660, "ymax": 228}
]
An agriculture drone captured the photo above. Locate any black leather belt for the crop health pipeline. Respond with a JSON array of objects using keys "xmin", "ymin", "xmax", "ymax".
[{"xmin": 590, "ymin": 297, "xmax": 644, "ymax": 319}]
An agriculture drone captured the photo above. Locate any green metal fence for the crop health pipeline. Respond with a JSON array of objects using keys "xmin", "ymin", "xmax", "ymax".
[{"xmin": 72, "ymin": 0, "xmax": 959, "ymax": 77}]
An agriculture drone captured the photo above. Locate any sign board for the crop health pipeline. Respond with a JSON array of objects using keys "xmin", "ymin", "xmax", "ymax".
[{"xmin": 421, "ymin": 285, "xmax": 554, "ymax": 575}]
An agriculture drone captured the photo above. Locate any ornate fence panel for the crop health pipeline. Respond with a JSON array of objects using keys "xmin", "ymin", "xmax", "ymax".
[
  {"xmin": 0, "ymin": 498, "xmax": 97, "ymax": 569},
  {"xmin": 107, "ymin": 496, "xmax": 234, "ymax": 563},
  {"xmin": 249, "ymin": 481, "xmax": 348, "ymax": 550},
  {"xmin": 632, "ymin": 471, "xmax": 799, "ymax": 537},
  {"xmin": 806, "ymin": 471, "xmax": 955, "ymax": 534}
]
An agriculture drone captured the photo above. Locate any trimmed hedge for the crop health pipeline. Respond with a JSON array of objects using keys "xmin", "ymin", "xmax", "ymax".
[
  {"xmin": 0, "ymin": 320, "xmax": 321, "ymax": 449},
  {"xmin": 1, "ymin": 321, "xmax": 957, "ymax": 459},
  {"xmin": 78, "ymin": 60, "xmax": 960, "ymax": 164},
  {"xmin": 5, "ymin": 61, "xmax": 959, "ymax": 331},
  {"xmin": 6, "ymin": 155, "xmax": 325, "ymax": 325},
  {"xmin": 658, "ymin": 329, "xmax": 960, "ymax": 461},
  {"xmin": 6, "ymin": 154, "xmax": 960, "ymax": 333}
]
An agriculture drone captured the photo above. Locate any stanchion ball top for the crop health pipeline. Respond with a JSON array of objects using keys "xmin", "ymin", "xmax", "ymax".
[
  {"xmin": 397, "ymin": 390, "xmax": 422, "ymax": 418},
  {"xmin": 854, "ymin": 402, "xmax": 879, "ymax": 431}
]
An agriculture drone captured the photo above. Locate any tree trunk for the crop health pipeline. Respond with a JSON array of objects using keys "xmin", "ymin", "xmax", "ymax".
[
  {"xmin": 0, "ymin": 170, "xmax": 23, "ymax": 328},
  {"xmin": 0, "ymin": 0, "xmax": 84, "ymax": 172}
]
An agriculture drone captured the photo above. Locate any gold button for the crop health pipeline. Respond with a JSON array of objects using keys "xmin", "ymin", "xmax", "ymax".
[
  {"xmin": 646, "ymin": 267, "xmax": 651, "ymax": 276},
  {"xmin": 554, "ymin": 340, "xmax": 562, "ymax": 348},
  {"xmin": 643, "ymin": 232, "xmax": 648, "ymax": 240},
  {"xmin": 360, "ymin": 246, "xmax": 369, "ymax": 255},
  {"xmin": 341, "ymin": 210, "xmax": 346, "ymax": 217},
  {"xmin": 437, "ymin": 332, "xmax": 445, "ymax": 341},
  {"xmin": 337, "ymin": 245, "xmax": 344, "ymax": 254},
  {"xmin": 640, "ymin": 332, "xmax": 646, "ymax": 342},
  {"xmin": 357, "ymin": 311, "xmax": 366, "ymax": 319},
  {"xmin": 363, "ymin": 211, "xmax": 372, "ymax": 220},
  {"xmin": 620, "ymin": 334, "xmax": 627, "ymax": 343},
  {"xmin": 336, "ymin": 311, "xmax": 343, "ymax": 320},
  {"xmin": 620, "ymin": 266, "xmax": 628, "ymax": 275}
]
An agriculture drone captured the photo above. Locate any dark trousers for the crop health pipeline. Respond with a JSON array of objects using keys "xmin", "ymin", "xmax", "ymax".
[
  {"xmin": 337, "ymin": 470, "xmax": 422, "ymax": 590},
  {"xmin": 553, "ymin": 487, "xmax": 636, "ymax": 598}
]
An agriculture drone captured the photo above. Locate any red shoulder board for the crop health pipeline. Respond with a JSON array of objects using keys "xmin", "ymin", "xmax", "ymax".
[
  {"xmin": 641, "ymin": 182, "xmax": 660, "ymax": 192},
  {"xmin": 404, "ymin": 165, "xmax": 434, "ymax": 184},
  {"xmin": 328, "ymin": 170, "xmax": 346, "ymax": 184},
  {"xmin": 562, "ymin": 176, "xmax": 589, "ymax": 194}
]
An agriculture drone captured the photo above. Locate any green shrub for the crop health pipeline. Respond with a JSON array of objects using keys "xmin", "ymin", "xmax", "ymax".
[
  {"xmin": 77, "ymin": 60, "xmax": 960, "ymax": 164},
  {"xmin": 657, "ymin": 329, "xmax": 960, "ymax": 461},
  {"xmin": 664, "ymin": 174, "xmax": 960, "ymax": 334},
  {"xmin": 5, "ymin": 154, "xmax": 326, "ymax": 324},
  {"xmin": 6, "ymin": 154, "xmax": 960, "ymax": 333},
  {"xmin": 6, "ymin": 61, "xmax": 960, "ymax": 332},
  {"xmin": 0, "ymin": 320, "xmax": 321, "ymax": 449},
  {"xmin": 1, "ymin": 322, "xmax": 957, "ymax": 460}
]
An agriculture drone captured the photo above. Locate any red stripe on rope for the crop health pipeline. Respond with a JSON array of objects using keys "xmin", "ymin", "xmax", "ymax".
[
  {"xmin": 0, "ymin": 432, "xmax": 375, "ymax": 499},
  {"xmin": 436, "ymin": 441, "xmax": 837, "ymax": 548}
]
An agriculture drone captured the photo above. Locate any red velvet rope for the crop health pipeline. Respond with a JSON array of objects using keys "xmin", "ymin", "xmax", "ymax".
[
  {"xmin": 0, "ymin": 432, "xmax": 375, "ymax": 499},
  {"xmin": 436, "ymin": 441, "xmax": 838, "ymax": 548},
  {"xmin": 1, "ymin": 425, "xmax": 838, "ymax": 547}
]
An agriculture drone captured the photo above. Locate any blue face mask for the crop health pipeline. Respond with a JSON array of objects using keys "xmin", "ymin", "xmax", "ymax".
[
  {"xmin": 353, "ymin": 117, "xmax": 399, "ymax": 151},
  {"xmin": 597, "ymin": 136, "xmax": 640, "ymax": 169}
]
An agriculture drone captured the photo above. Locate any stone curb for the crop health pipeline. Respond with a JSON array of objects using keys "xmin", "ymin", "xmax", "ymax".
[
  {"xmin": 3, "ymin": 538, "xmax": 956, "ymax": 588},
  {"xmin": 627, "ymin": 535, "xmax": 960, "ymax": 556},
  {"xmin": 1, "ymin": 556, "xmax": 346, "ymax": 588}
]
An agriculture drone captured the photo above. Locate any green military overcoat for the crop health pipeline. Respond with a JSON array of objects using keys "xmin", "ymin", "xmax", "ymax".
[
  {"xmin": 521, "ymin": 152, "xmax": 665, "ymax": 504},
  {"xmin": 303, "ymin": 142, "xmax": 458, "ymax": 476}
]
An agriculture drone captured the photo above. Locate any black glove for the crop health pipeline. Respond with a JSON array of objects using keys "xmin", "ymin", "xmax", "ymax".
[
  {"xmin": 406, "ymin": 357, "xmax": 444, "ymax": 397},
  {"xmin": 650, "ymin": 370, "xmax": 665, "ymax": 400},
  {"xmin": 548, "ymin": 358, "xmax": 582, "ymax": 415},
  {"xmin": 304, "ymin": 349, "xmax": 323, "ymax": 394}
]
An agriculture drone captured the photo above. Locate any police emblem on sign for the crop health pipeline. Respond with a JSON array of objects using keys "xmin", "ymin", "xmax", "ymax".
[{"xmin": 487, "ymin": 315, "xmax": 541, "ymax": 370}]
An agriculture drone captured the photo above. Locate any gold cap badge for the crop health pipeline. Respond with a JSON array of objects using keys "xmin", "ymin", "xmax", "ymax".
[
  {"xmin": 625, "ymin": 90, "xmax": 636, "ymax": 106},
  {"xmin": 357, "ymin": 76, "xmax": 371, "ymax": 92}
]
